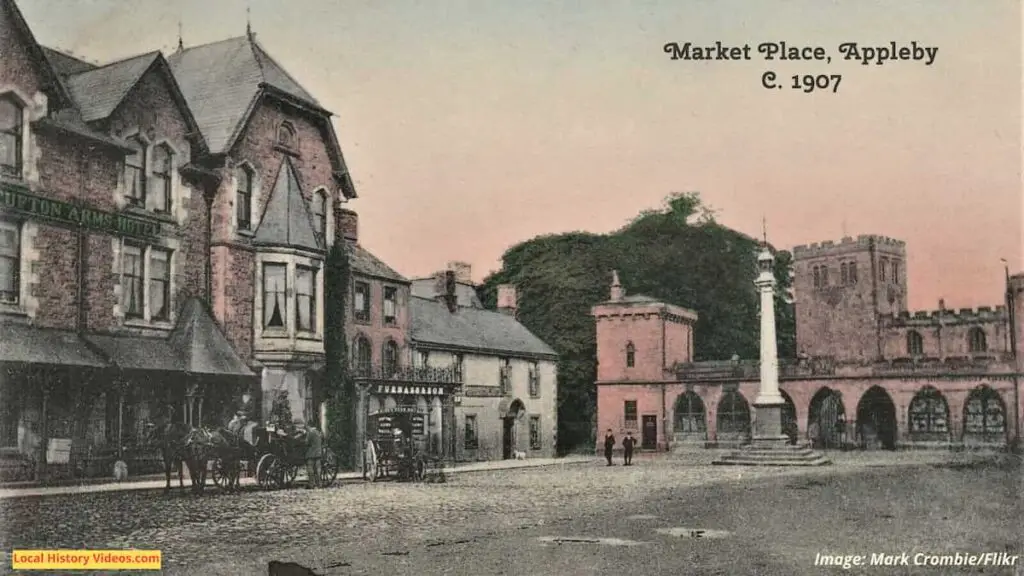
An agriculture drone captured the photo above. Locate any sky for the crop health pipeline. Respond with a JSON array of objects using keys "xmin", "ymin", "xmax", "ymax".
[{"xmin": 21, "ymin": 0, "xmax": 1023, "ymax": 310}]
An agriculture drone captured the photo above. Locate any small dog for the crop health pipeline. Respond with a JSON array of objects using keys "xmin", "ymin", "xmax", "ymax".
[
  {"xmin": 268, "ymin": 561, "xmax": 321, "ymax": 576},
  {"xmin": 513, "ymin": 450, "xmax": 527, "ymax": 460}
]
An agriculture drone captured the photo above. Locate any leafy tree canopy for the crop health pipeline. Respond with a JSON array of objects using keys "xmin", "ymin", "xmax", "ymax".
[{"xmin": 478, "ymin": 192, "xmax": 795, "ymax": 453}]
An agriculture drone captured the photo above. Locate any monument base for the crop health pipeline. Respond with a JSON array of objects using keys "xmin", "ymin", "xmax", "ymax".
[{"xmin": 713, "ymin": 402, "xmax": 831, "ymax": 467}]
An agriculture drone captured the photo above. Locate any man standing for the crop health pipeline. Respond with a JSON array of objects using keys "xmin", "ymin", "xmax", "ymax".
[
  {"xmin": 302, "ymin": 420, "xmax": 323, "ymax": 489},
  {"xmin": 622, "ymin": 431, "xmax": 636, "ymax": 466},
  {"xmin": 603, "ymin": 429, "xmax": 616, "ymax": 466}
]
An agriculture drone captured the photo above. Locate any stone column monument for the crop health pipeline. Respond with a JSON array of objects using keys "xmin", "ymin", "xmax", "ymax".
[{"xmin": 714, "ymin": 232, "xmax": 830, "ymax": 466}]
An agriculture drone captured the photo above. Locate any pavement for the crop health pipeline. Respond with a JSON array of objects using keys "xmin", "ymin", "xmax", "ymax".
[{"xmin": 0, "ymin": 455, "xmax": 595, "ymax": 500}]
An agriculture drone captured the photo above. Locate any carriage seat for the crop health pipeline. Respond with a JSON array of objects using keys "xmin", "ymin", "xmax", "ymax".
[{"xmin": 241, "ymin": 422, "xmax": 259, "ymax": 445}]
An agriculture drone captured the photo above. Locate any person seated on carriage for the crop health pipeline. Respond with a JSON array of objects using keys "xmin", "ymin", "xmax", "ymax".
[{"xmin": 227, "ymin": 391, "xmax": 259, "ymax": 444}]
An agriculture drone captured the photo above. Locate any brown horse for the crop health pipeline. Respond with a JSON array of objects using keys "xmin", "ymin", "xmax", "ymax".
[
  {"xmin": 203, "ymin": 426, "xmax": 265, "ymax": 492},
  {"xmin": 144, "ymin": 421, "xmax": 212, "ymax": 494}
]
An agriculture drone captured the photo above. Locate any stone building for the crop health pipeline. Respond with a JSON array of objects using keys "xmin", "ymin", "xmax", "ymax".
[
  {"xmin": 0, "ymin": 0, "xmax": 255, "ymax": 481},
  {"xmin": 594, "ymin": 234, "xmax": 1024, "ymax": 452},
  {"xmin": 409, "ymin": 264, "xmax": 559, "ymax": 461}
]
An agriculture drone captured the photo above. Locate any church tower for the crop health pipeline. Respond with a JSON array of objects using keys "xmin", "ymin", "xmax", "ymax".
[{"xmin": 791, "ymin": 235, "xmax": 908, "ymax": 361}]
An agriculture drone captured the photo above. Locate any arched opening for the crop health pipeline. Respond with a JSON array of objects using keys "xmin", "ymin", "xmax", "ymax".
[
  {"xmin": 673, "ymin": 391, "xmax": 706, "ymax": 442},
  {"xmin": 715, "ymin": 390, "xmax": 750, "ymax": 445},
  {"xmin": 907, "ymin": 387, "xmax": 950, "ymax": 443},
  {"xmin": 625, "ymin": 342, "xmax": 635, "ymax": 368},
  {"xmin": 780, "ymin": 390, "xmax": 798, "ymax": 445},
  {"xmin": 967, "ymin": 328, "xmax": 987, "ymax": 353},
  {"xmin": 906, "ymin": 330, "xmax": 924, "ymax": 356},
  {"xmin": 502, "ymin": 398, "xmax": 526, "ymax": 459},
  {"xmin": 808, "ymin": 387, "xmax": 846, "ymax": 450},
  {"xmin": 312, "ymin": 190, "xmax": 327, "ymax": 243},
  {"xmin": 382, "ymin": 340, "xmax": 399, "ymax": 377},
  {"xmin": 353, "ymin": 335, "xmax": 372, "ymax": 377},
  {"xmin": 277, "ymin": 122, "xmax": 296, "ymax": 147},
  {"xmin": 963, "ymin": 386, "xmax": 1007, "ymax": 446},
  {"xmin": 856, "ymin": 386, "xmax": 897, "ymax": 450}
]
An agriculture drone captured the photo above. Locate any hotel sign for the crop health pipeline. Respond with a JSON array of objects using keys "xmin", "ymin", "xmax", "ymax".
[
  {"xmin": 1, "ymin": 185, "xmax": 161, "ymax": 239},
  {"xmin": 373, "ymin": 384, "xmax": 445, "ymax": 397}
]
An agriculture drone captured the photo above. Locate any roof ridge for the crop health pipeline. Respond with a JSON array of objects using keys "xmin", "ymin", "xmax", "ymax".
[
  {"xmin": 170, "ymin": 35, "xmax": 250, "ymax": 58},
  {"xmin": 72, "ymin": 50, "xmax": 160, "ymax": 75},
  {"xmin": 249, "ymin": 37, "xmax": 319, "ymax": 105},
  {"xmin": 41, "ymin": 45, "xmax": 99, "ymax": 68}
]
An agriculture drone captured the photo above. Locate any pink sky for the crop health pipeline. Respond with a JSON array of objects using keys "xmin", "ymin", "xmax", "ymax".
[{"xmin": 23, "ymin": 0, "xmax": 1022, "ymax": 310}]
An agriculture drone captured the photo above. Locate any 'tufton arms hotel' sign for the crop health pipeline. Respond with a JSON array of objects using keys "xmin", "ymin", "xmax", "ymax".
[{"xmin": 0, "ymin": 184, "xmax": 161, "ymax": 239}]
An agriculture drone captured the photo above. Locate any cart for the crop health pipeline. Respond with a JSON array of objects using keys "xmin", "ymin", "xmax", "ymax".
[
  {"xmin": 209, "ymin": 425, "xmax": 339, "ymax": 490},
  {"xmin": 362, "ymin": 408, "xmax": 439, "ymax": 482}
]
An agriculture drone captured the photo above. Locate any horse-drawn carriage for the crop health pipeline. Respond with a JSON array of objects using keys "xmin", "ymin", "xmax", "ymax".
[
  {"xmin": 362, "ymin": 408, "xmax": 443, "ymax": 482},
  {"xmin": 208, "ymin": 423, "xmax": 339, "ymax": 491}
]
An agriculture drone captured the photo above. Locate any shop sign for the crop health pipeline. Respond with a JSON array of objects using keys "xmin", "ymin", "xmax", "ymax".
[
  {"xmin": 373, "ymin": 384, "xmax": 444, "ymax": 397},
  {"xmin": 1, "ymin": 184, "xmax": 162, "ymax": 239}
]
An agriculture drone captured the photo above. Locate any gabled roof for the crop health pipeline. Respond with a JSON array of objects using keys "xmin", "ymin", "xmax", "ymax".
[
  {"xmin": 409, "ymin": 296, "xmax": 558, "ymax": 359},
  {"xmin": 1, "ymin": 0, "xmax": 75, "ymax": 108},
  {"xmin": 41, "ymin": 46, "xmax": 98, "ymax": 76},
  {"xmin": 65, "ymin": 51, "xmax": 160, "ymax": 122},
  {"xmin": 166, "ymin": 35, "xmax": 320, "ymax": 154},
  {"xmin": 253, "ymin": 158, "xmax": 322, "ymax": 252},
  {"xmin": 169, "ymin": 298, "xmax": 255, "ymax": 376},
  {"xmin": 348, "ymin": 240, "xmax": 408, "ymax": 283}
]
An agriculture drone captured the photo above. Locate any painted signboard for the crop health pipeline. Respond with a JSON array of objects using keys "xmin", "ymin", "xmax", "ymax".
[{"xmin": 0, "ymin": 184, "xmax": 162, "ymax": 239}]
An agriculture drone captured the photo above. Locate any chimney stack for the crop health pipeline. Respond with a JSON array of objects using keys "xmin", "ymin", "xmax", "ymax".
[
  {"xmin": 443, "ymin": 270, "xmax": 457, "ymax": 313},
  {"xmin": 338, "ymin": 208, "xmax": 359, "ymax": 243},
  {"xmin": 447, "ymin": 261, "xmax": 472, "ymax": 284},
  {"xmin": 610, "ymin": 270, "xmax": 624, "ymax": 302},
  {"xmin": 497, "ymin": 285, "xmax": 518, "ymax": 317}
]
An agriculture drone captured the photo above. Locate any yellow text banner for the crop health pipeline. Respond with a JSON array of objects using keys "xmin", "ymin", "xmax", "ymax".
[{"xmin": 11, "ymin": 549, "xmax": 161, "ymax": 571}]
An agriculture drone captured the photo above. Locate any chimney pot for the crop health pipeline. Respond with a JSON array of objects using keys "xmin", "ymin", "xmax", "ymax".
[
  {"xmin": 447, "ymin": 261, "xmax": 472, "ymax": 284},
  {"xmin": 497, "ymin": 284, "xmax": 518, "ymax": 316}
]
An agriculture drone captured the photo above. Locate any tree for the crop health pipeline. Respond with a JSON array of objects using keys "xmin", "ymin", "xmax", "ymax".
[
  {"xmin": 478, "ymin": 193, "xmax": 796, "ymax": 454},
  {"xmin": 324, "ymin": 242, "xmax": 357, "ymax": 470}
]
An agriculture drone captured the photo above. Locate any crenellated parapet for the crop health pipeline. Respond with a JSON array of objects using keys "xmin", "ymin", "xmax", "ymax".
[
  {"xmin": 880, "ymin": 305, "xmax": 1008, "ymax": 328},
  {"xmin": 792, "ymin": 234, "xmax": 906, "ymax": 260}
]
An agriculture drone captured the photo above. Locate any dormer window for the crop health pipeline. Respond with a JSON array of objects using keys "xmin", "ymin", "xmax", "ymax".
[
  {"xmin": 0, "ymin": 96, "xmax": 23, "ymax": 179},
  {"xmin": 125, "ymin": 137, "xmax": 146, "ymax": 207},
  {"xmin": 312, "ymin": 190, "xmax": 327, "ymax": 243},
  {"xmin": 149, "ymin": 144, "xmax": 173, "ymax": 214},
  {"xmin": 277, "ymin": 122, "xmax": 296, "ymax": 148},
  {"xmin": 237, "ymin": 166, "xmax": 253, "ymax": 231}
]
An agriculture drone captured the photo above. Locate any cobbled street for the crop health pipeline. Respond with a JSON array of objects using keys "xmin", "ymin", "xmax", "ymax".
[{"xmin": 1, "ymin": 452, "xmax": 1020, "ymax": 575}]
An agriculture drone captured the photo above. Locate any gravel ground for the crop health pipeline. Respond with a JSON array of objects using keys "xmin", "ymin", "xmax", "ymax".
[{"xmin": 0, "ymin": 451, "xmax": 1019, "ymax": 575}]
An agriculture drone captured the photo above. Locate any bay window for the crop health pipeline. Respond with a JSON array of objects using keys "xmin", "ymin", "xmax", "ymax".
[
  {"xmin": 296, "ymin": 265, "xmax": 317, "ymax": 333},
  {"xmin": 121, "ymin": 244, "xmax": 144, "ymax": 318},
  {"xmin": 263, "ymin": 263, "xmax": 287, "ymax": 329}
]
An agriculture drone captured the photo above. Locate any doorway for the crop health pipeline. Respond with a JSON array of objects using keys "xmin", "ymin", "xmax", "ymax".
[
  {"xmin": 641, "ymin": 415, "xmax": 657, "ymax": 450},
  {"xmin": 502, "ymin": 417, "xmax": 514, "ymax": 459}
]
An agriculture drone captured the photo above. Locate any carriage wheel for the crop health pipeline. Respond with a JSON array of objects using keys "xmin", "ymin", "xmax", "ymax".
[
  {"xmin": 210, "ymin": 458, "xmax": 228, "ymax": 489},
  {"xmin": 283, "ymin": 464, "xmax": 299, "ymax": 488},
  {"xmin": 256, "ymin": 454, "xmax": 282, "ymax": 490},
  {"xmin": 321, "ymin": 448, "xmax": 339, "ymax": 487}
]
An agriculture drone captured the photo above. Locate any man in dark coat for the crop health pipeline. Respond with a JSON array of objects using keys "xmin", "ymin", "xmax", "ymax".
[
  {"xmin": 622, "ymin": 431, "xmax": 636, "ymax": 466},
  {"xmin": 603, "ymin": 429, "xmax": 616, "ymax": 466}
]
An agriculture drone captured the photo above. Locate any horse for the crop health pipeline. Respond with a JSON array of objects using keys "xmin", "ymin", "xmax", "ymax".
[
  {"xmin": 144, "ymin": 421, "xmax": 214, "ymax": 494},
  {"xmin": 201, "ymin": 427, "xmax": 253, "ymax": 492}
]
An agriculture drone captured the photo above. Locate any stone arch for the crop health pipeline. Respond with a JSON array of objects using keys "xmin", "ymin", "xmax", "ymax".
[
  {"xmin": 673, "ymin": 391, "xmax": 706, "ymax": 441},
  {"xmin": 382, "ymin": 395, "xmax": 397, "ymax": 411},
  {"xmin": 367, "ymin": 394, "xmax": 381, "ymax": 415},
  {"xmin": 808, "ymin": 387, "xmax": 846, "ymax": 449},
  {"xmin": 277, "ymin": 121, "xmax": 296, "ymax": 147},
  {"xmin": 715, "ymin": 389, "xmax": 750, "ymax": 444},
  {"xmin": 907, "ymin": 386, "xmax": 950, "ymax": 442},
  {"xmin": 962, "ymin": 385, "xmax": 1007, "ymax": 445},
  {"xmin": 856, "ymin": 386, "xmax": 897, "ymax": 450},
  {"xmin": 780, "ymin": 390, "xmax": 798, "ymax": 444}
]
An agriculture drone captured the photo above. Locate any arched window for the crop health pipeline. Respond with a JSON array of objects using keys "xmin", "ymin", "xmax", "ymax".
[
  {"xmin": 848, "ymin": 262, "xmax": 858, "ymax": 284},
  {"xmin": 149, "ymin": 144, "xmax": 173, "ymax": 214},
  {"xmin": 879, "ymin": 257, "xmax": 888, "ymax": 282},
  {"xmin": 0, "ymin": 96, "xmax": 23, "ymax": 178},
  {"xmin": 813, "ymin": 266, "xmax": 821, "ymax": 289},
  {"xmin": 716, "ymin": 390, "xmax": 750, "ymax": 436},
  {"xmin": 124, "ymin": 136, "xmax": 146, "ymax": 206},
  {"xmin": 383, "ymin": 340, "xmax": 399, "ymax": 377},
  {"xmin": 908, "ymin": 387, "xmax": 948, "ymax": 437},
  {"xmin": 277, "ymin": 122, "xmax": 295, "ymax": 148},
  {"xmin": 840, "ymin": 263, "xmax": 848, "ymax": 285},
  {"xmin": 820, "ymin": 266, "xmax": 829, "ymax": 287},
  {"xmin": 964, "ymin": 386, "xmax": 1005, "ymax": 440},
  {"xmin": 674, "ymin": 392, "xmax": 706, "ymax": 434},
  {"xmin": 906, "ymin": 330, "xmax": 924, "ymax": 356},
  {"xmin": 353, "ymin": 335, "xmax": 372, "ymax": 377},
  {"xmin": 312, "ymin": 190, "xmax": 327, "ymax": 243},
  {"xmin": 891, "ymin": 260, "xmax": 900, "ymax": 285},
  {"xmin": 236, "ymin": 166, "xmax": 253, "ymax": 231},
  {"xmin": 967, "ymin": 327, "xmax": 987, "ymax": 353},
  {"xmin": 625, "ymin": 342, "xmax": 635, "ymax": 368}
]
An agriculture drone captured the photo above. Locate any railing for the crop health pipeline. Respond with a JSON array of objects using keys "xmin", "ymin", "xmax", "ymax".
[{"xmin": 353, "ymin": 364, "xmax": 463, "ymax": 384}]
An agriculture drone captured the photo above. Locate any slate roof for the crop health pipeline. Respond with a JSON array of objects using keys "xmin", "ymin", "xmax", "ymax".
[
  {"xmin": 41, "ymin": 46, "xmax": 98, "ymax": 76},
  {"xmin": 253, "ymin": 158, "xmax": 322, "ymax": 252},
  {"xmin": 409, "ymin": 296, "xmax": 558, "ymax": 358},
  {"xmin": 348, "ymin": 241, "xmax": 408, "ymax": 283},
  {"xmin": 166, "ymin": 35, "xmax": 320, "ymax": 154},
  {"xmin": 0, "ymin": 322, "xmax": 107, "ymax": 367},
  {"xmin": 84, "ymin": 298, "xmax": 255, "ymax": 376},
  {"xmin": 65, "ymin": 51, "xmax": 161, "ymax": 122}
]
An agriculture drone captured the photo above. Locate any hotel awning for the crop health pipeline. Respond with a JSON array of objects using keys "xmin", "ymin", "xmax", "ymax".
[{"xmin": 0, "ymin": 323, "xmax": 108, "ymax": 368}]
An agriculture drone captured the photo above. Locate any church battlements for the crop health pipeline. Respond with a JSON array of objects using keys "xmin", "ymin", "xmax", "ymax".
[
  {"xmin": 792, "ymin": 234, "xmax": 906, "ymax": 259},
  {"xmin": 881, "ymin": 305, "xmax": 1008, "ymax": 327}
]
